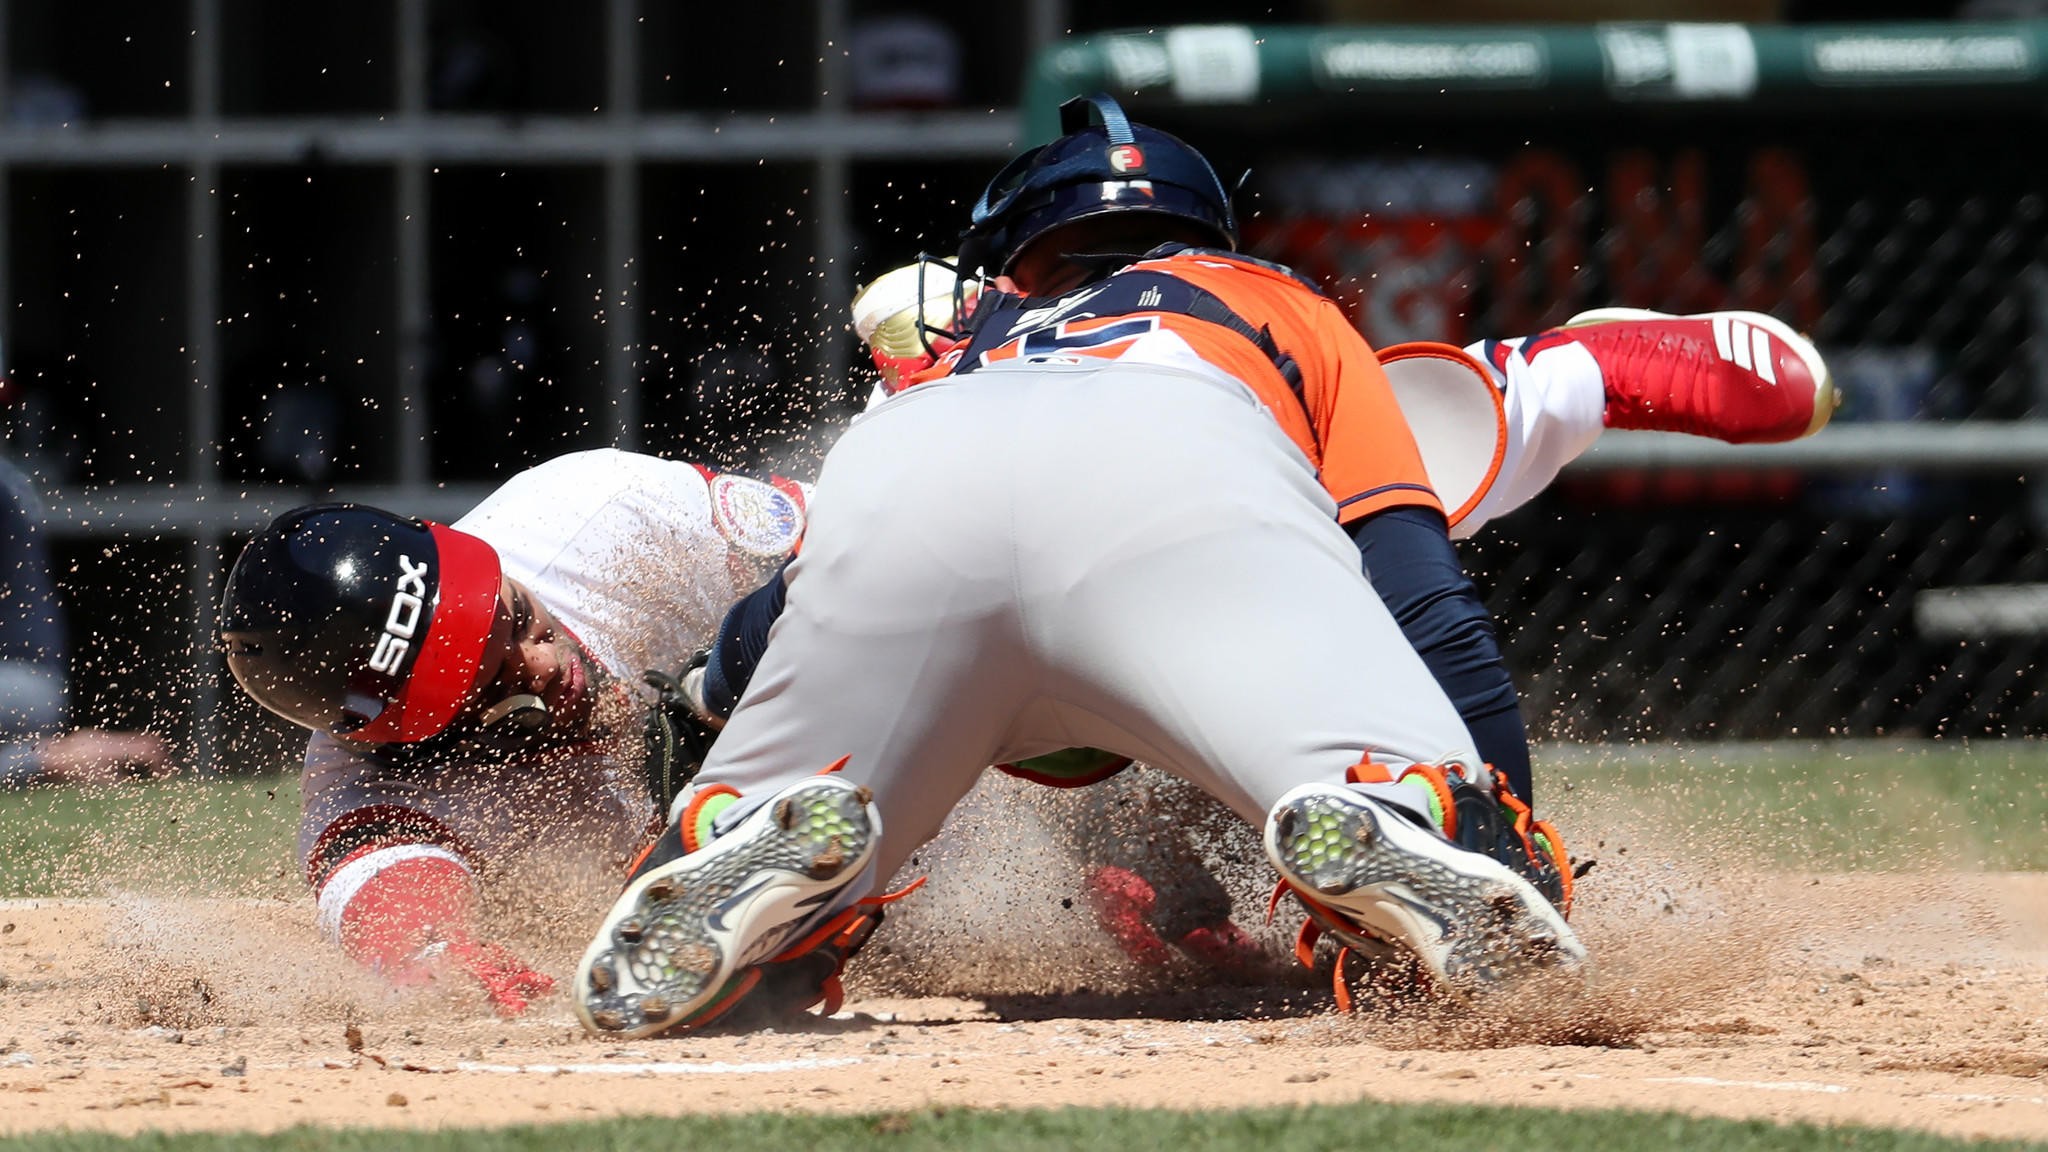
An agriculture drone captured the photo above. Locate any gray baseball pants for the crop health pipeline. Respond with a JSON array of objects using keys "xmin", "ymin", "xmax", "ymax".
[{"xmin": 693, "ymin": 358, "xmax": 1481, "ymax": 888}]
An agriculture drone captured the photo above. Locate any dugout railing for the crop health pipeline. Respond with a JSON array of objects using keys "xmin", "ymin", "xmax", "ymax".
[
  {"xmin": 6, "ymin": 12, "xmax": 2045, "ymax": 768},
  {"xmin": 0, "ymin": 0, "xmax": 1057, "ymax": 771}
]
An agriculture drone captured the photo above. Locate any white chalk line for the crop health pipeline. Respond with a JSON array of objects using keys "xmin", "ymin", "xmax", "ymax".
[
  {"xmin": 1583, "ymin": 1073, "xmax": 2048, "ymax": 1108},
  {"xmin": 1642, "ymin": 1075, "xmax": 1850, "ymax": 1094},
  {"xmin": 45, "ymin": 1056, "xmax": 869, "ymax": 1078},
  {"xmin": 451, "ymin": 1057, "xmax": 865, "ymax": 1076}
]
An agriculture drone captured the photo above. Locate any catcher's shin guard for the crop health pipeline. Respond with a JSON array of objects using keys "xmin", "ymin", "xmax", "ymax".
[
  {"xmin": 1265, "ymin": 782, "xmax": 1585, "ymax": 1003},
  {"xmin": 575, "ymin": 772, "xmax": 881, "ymax": 1039}
]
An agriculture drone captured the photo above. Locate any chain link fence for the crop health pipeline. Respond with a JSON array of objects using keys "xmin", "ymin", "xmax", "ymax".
[{"xmin": 1235, "ymin": 115, "xmax": 2048, "ymax": 740}]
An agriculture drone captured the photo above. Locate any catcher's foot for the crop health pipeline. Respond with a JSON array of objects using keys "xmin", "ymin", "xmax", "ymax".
[
  {"xmin": 575, "ymin": 775, "xmax": 879, "ymax": 1040},
  {"xmin": 1564, "ymin": 308, "xmax": 1837, "ymax": 443},
  {"xmin": 1264, "ymin": 783, "xmax": 1585, "ymax": 1001}
]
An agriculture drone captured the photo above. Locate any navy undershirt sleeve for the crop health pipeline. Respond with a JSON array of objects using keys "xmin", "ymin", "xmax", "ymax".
[
  {"xmin": 699, "ymin": 560, "xmax": 791, "ymax": 719},
  {"xmin": 1345, "ymin": 506, "xmax": 1534, "ymax": 803}
]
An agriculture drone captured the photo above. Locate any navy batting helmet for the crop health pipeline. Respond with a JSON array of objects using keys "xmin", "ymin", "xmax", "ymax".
[
  {"xmin": 957, "ymin": 92, "xmax": 1237, "ymax": 278},
  {"xmin": 220, "ymin": 505, "xmax": 502, "ymax": 743}
]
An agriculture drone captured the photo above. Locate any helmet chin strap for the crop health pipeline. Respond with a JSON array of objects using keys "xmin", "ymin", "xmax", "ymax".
[
  {"xmin": 450, "ymin": 692, "xmax": 555, "ymax": 759},
  {"xmin": 480, "ymin": 693, "xmax": 548, "ymax": 732}
]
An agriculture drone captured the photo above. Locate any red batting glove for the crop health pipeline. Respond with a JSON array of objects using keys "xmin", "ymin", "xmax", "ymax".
[
  {"xmin": 324, "ymin": 845, "xmax": 556, "ymax": 1017},
  {"xmin": 438, "ymin": 934, "xmax": 557, "ymax": 1017}
]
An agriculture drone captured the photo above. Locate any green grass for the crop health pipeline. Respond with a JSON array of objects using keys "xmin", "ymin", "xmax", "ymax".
[
  {"xmin": 1, "ymin": 750, "xmax": 2043, "ymax": 1147},
  {"xmin": 1541, "ymin": 739, "xmax": 2048, "ymax": 872},
  {"xmin": 1, "ymin": 741, "xmax": 2044, "ymax": 900},
  {"xmin": 0, "ymin": 772, "xmax": 301, "ymax": 898},
  {"xmin": 0, "ymin": 1101, "xmax": 2042, "ymax": 1152}
]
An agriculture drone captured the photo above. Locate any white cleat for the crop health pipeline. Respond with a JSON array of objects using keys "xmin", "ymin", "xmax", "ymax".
[
  {"xmin": 1265, "ymin": 783, "xmax": 1586, "ymax": 999},
  {"xmin": 574, "ymin": 775, "xmax": 878, "ymax": 1040}
]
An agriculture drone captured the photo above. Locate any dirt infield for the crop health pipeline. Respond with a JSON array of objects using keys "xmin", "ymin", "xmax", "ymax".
[{"xmin": 1, "ymin": 863, "xmax": 2044, "ymax": 1143}]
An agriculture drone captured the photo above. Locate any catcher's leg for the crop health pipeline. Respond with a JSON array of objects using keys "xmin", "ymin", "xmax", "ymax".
[
  {"xmin": 1264, "ymin": 778, "xmax": 1582, "ymax": 1002},
  {"xmin": 576, "ymin": 773, "xmax": 881, "ymax": 1039},
  {"xmin": 577, "ymin": 378, "xmax": 1046, "ymax": 1037},
  {"xmin": 1019, "ymin": 364, "xmax": 1585, "ymax": 1000}
]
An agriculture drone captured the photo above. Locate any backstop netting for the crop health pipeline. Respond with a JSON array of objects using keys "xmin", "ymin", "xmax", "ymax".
[{"xmin": 1029, "ymin": 21, "xmax": 2048, "ymax": 739}]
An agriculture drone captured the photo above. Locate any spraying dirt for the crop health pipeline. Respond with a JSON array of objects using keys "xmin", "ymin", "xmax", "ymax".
[{"xmin": 1, "ymin": 772, "xmax": 2043, "ymax": 1141}]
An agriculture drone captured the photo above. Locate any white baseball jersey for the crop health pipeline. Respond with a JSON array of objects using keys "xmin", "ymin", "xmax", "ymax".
[{"xmin": 297, "ymin": 449, "xmax": 806, "ymax": 899}]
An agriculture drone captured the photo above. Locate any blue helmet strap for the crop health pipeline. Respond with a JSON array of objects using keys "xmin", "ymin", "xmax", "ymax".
[
  {"xmin": 1059, "ymin": 93, "xmax": 1136, "ymax": 145},
  {"xmin": 977, "ymin": 95, "xmax": 1150, "ymax": 229},
  {"xmin": 965, "ymin": 92, "xmax": 1235, "ymax": 273}
]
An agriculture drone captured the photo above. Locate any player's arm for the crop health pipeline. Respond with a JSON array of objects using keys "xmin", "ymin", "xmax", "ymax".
[
  {"xmin": 1304, "ymin": 301, "xmax": 1535, "ymax": 802},
  {"xmin": 299, "ymin": 734, "xmax": 554, "ymax": 1015},
  {"xmin": 635, "ymin": 566, "xmax": 789, "ymax": 814},
  {"xmin": 1344, "ymin": 506, "xmax": 1532, "ymax": 803},
  {"xmin": 694, "ymin": 560, "xmax": 789, "ymax": 722}
]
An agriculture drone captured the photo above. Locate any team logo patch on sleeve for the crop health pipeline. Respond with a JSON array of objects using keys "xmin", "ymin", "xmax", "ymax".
[{"xmin": 709, "ymin": 475, "xmax": 803, "ymax": 558}]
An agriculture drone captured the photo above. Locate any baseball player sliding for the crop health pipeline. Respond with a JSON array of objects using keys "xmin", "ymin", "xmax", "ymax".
[
  {"xmin": 219, "ymin": 453, "xmax": 806, "ymax": 1014},
  {"xmin": 571, "ymin": 94, "xmax": 1836, "ymax": 1038}
]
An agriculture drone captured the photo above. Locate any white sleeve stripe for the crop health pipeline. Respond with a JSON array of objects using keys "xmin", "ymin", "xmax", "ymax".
[
  {"xmin": 314, "ymin": 843, "xmax": 469, "ymax": 943},
  {"xmin": 1752, "ymin": 327, "xmax": 1777, "ymax": 384}
]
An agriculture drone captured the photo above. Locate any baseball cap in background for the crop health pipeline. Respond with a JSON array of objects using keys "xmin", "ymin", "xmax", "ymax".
[
  {"xmin": 848, "ymin": 16, "xmax": 960, "ymax": 109},
  {"xmin": 220, "ymin": 504, "xmax": 502, "ymax": 743}
]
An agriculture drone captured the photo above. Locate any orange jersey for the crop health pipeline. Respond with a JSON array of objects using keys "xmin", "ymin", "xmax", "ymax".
[{"xmin": 912, "ymin": 249, "xmax": 1440, "ymax": 524}]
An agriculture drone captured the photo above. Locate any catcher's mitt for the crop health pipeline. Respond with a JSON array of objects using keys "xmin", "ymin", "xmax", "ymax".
[{"xmin": 640, "ymin": 651, "xmax": 720, "ymax": 813}]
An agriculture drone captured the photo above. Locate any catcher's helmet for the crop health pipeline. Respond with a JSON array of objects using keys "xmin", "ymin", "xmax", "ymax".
[
  {"xmin": 220, "ymin": 504, "xmax": 502, "ymax": 743},
  {"xmin": 957, "ymin": 92, "xmax": 1236, "ymax": 278}
]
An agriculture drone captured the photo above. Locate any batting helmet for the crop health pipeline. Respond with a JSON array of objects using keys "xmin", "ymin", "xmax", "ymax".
[
  {"xmin": 957, "ymin": 92, "xmax": 1237, "ymax": 278},
  {"xmin": 220, "ymin": 504, "xmax": 502, "ymax": 743}
]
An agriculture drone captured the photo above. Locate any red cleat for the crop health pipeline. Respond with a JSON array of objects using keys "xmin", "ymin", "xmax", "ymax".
[{"xmin": 1562, "ymin": 308, "xmax": 1839, "ymax": 444}]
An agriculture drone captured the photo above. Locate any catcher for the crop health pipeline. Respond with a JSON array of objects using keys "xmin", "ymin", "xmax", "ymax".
[
  {"xmin": 700, "ymin": 241, "xmax": 1838, "ymax": 982},
  {"xmin": 571, "ymin": 93, "xmax": 1836, "ymax": 1038}
]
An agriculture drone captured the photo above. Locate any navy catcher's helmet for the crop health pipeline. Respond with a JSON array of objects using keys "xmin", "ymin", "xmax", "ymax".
[
  {"xmin": 221, "ymin": 505, "xmax": 502, "ymax": 743},
  {"xmin": 957, "ymin": 92, "xmax": 1237, "ymax": 278}
]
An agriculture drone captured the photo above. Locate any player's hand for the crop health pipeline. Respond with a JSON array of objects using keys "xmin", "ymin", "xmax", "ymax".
[
  {"xmin": 35, "ymin": 728, "xmax": 172, "ymax": 784},
  {"xmin": 326, "ymin": 847, "xmax": 551, "ymax": 1015},
  {"xmin": 427, "ymin": 933, "xmax": 557, "ymax": 1017}
]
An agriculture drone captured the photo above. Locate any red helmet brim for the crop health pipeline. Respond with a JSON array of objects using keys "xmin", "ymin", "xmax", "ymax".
[{"xmin": 348, "ymin": 522, "xmax": 501, "ymax": 743}]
